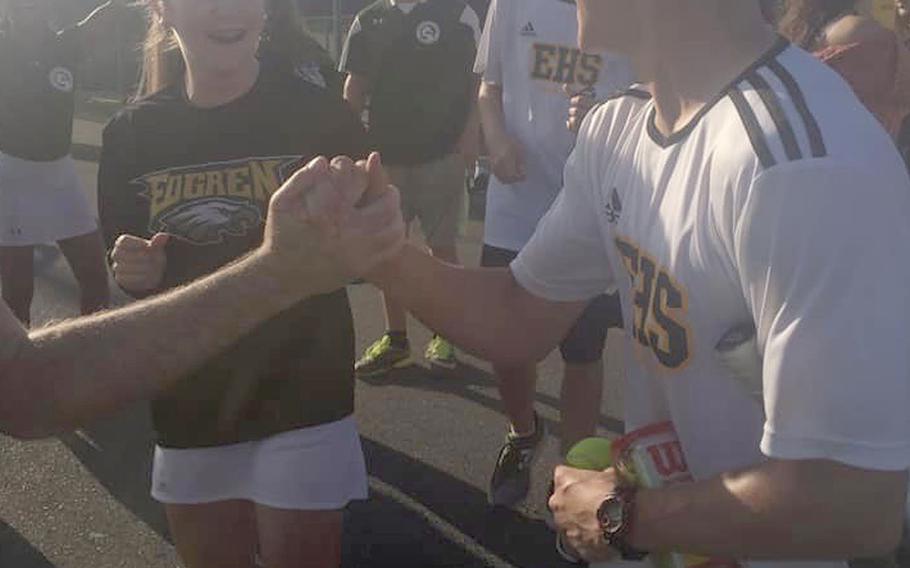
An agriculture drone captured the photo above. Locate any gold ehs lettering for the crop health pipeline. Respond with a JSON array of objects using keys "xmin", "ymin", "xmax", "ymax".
[{"xmin": 531, "ymin": 43, "xmax": 603, "ymax": 89}]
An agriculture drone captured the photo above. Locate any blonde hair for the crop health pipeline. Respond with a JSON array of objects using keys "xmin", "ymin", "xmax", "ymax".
[
  {"xmin": 136, "ymin": 2, "xmax": 185, "ymax": 99},
  {"xmin": 135, "ymin": 0, "xmax": 327, "ymax": 100}
]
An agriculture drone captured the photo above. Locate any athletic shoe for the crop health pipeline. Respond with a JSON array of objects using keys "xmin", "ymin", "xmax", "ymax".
[
  {"xmin": 355, "ymin": 334, "xmax": 412, "ymax": 377},
  {"xmin": 488, "ymin": 413, "xmax": 546, "ymax": 507},
  {"xmin": 425, "ymin": 335, "xmax": 457, "ymax": 370}
]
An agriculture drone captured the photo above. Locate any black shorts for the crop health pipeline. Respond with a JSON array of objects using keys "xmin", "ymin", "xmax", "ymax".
[{"xmin": 480, "ymin": 244, "xmax": 623, "ymax": 364}]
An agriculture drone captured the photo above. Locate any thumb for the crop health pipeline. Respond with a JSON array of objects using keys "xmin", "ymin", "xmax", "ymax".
[
  {"xmin": 363, "ymin": 152, "xmax": 391, "ymax": 205},
  {"xmin": 148, "ymin": 233, "xmax": 171, "ymax": 250},
  {"xmin": 270, "ymin": 156, "xmax": 331, "ymax": 215}
]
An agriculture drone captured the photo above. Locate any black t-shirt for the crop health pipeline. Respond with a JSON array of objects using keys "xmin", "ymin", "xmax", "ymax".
[
  {"xmin": 98, "ymin": 63, "xmax": 367, "ymax": 448},
  {"xmin": 339, "ymin": 0, "xmax": 479, "ymax": 166},
  {"xmin": 0, "ymin": 26, "xmax": 80, "ymax": 161}
]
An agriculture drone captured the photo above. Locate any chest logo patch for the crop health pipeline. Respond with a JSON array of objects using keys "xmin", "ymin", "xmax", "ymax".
[
  {"xmin": 134, "ymin": 156, "xmax": 301, "ymax": 245},
  {"xmin": 605, "ymin": 187, "xmax": 623, "ymax": 224},
  {"xmin": 156, "ymin": 198, "xmax": 261, "ymax": 246},
  {"xmin": 48, "ymin": 66, "xmax": 74, "ymax": 93},
  {"xmin": 416, "ymin": 20, "xmax": 441, "ymax": 45},
  {"xmin": 520, "ymin": 21, "xmax": 536, "ymax": 37}
]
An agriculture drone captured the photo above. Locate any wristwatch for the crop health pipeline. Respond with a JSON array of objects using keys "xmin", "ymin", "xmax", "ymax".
[{"xmin": 596, "ymin": 485, "xmax": 649, "ymax": 561}]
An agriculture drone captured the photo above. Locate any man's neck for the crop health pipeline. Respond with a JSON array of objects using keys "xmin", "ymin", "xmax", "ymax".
[{"xmin": 640, "ymin": 15, "xmax": 778, "ymax": 138}]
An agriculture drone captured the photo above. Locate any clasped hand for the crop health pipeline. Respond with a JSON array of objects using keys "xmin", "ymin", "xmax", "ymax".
[{"xmin": 261, "ymin": 152, "xmax": 406, "ymax": 294}]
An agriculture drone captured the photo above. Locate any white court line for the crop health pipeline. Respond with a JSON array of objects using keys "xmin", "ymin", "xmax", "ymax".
[{"xmin": 368, "ymin": 477, "xmax": 519, "ymax": 568}]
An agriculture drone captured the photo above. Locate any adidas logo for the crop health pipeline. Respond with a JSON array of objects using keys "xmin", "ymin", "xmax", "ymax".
[
  {"xmin": 520, "ymin": 21, "xmax": 536, "ymax": 36},
  {"xmin": 605, "ymin": 187, "xmax": 622, "ymax": 224}
]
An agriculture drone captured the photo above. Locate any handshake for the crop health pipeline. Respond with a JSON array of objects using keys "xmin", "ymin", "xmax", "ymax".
[{"xmin": 109, "ymin": 153, "xmax": 407, "ymax": 299}]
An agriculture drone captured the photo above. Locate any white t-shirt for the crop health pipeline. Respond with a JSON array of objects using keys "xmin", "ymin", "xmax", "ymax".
[
  {"xmin": 513, "ymin": 40, "xmax": 910, "ymax": 567},
  {"xmin": 474, "ymin": 0, "xmax": 634, "ymax": 251}
]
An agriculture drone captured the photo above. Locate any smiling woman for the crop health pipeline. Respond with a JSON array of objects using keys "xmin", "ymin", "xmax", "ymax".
[{"xmin": 98, "ymin": 1, "xmax": 371, "ymax": 567}]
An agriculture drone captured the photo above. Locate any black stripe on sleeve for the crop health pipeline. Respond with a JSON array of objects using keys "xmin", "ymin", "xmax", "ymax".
[
  {"xmin": 746, "ymin": 72, "xmax": 802, "ymax": 161},
  {"xmin": 767, "ymin": 59, "xmax": 827, "ymax": 158},
  {"xmin": 730, "ymin": 86, "xmax": 777, "ymax": 169}
]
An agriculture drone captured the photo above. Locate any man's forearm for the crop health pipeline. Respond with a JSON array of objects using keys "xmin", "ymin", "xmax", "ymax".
[
  {"xmin": 632, "ymin": 459, "xmax": 907, "ymax": 559},
  {"xmin": 370, "ymin": 245, "xmax": 583, "ymax": 365},
  {"xmin": 1, "ymin": 251, "xmax": 308, "ymax": 439},
  {"xmin": 477, "ymin": 82, "xmax": 510, "ymax": 146},
  {"xmin": 343, "ymin": 74, "xmax": 370, "ymax": 115},
  {"xmin": 458, "ymin": 99, "xmax": 481, "ymax": 161}
]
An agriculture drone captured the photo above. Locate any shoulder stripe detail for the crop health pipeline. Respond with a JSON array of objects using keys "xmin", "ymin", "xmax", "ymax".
[
  {"xmin": 730, "ymin": 86, "xmax": 776, "ymax": 169},
  {"xmin": 745, "ymin": 72, "xmax": 802, "ymax": 162},
  {"xmin": 766, "ymin": 59, "xmax": 827, "ymax": 158},
  {"xmin": 603, "ymin": 86, "xmax": 652, "ymax": 103}
]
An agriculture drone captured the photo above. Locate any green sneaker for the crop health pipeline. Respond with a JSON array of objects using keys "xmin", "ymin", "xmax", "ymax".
[
  {"xmin": 425, "ymin": 336, "xmax": 457, "ymax": 370},
  {"xmin": 355, "ymin": 334, "xmax": 412, "ymax": 377}
]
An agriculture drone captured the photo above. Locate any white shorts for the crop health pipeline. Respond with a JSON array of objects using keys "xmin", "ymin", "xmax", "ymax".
[
  {"xmin": 151, "ymin": 417, "xmax": 368, "ymax": 510},
  {"xmin": 0, "ymin": 152, "xmax": 97, "ymax": 246}
]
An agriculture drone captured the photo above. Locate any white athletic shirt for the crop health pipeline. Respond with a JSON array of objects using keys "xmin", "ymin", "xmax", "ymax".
[
  {"xmin": 474, "ymin": 0, "xmax": 634, "ymax": 251},
  {"xmin": 513, "ymin": 40, "xmax": 910, "ymax": 566}
]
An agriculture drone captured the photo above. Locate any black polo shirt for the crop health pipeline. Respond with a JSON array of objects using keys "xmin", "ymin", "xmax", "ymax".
[
  {"xmin": 339, "ymin": 0, "xmax": 480, "ymax": 166},
  {"xmin": 0, "ymin": 26, "xmax": 80, "ymax": 161}
]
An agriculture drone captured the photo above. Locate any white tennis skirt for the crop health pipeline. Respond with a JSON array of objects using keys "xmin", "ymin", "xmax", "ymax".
[
  {"xmin": 151, "ymin": 416, "xmax": 369, "ymax": 510},
  {"xmin": 0, "ymin": 152, "xmax": 97, "ymax": 246}
]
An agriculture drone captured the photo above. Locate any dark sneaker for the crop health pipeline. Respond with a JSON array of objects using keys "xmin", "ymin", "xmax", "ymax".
[
  {"xmin": 488, "ymin": 414, "xmax": 546, "ymax": 506},
  {"xmin": 355, "ymin": 334, "xmax": 413, "ymax": 378}
]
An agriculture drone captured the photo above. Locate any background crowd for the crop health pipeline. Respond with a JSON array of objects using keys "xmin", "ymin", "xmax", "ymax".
[{"xmin": 1, "ymin": 0, "xmax": 909, "ymax": 567}]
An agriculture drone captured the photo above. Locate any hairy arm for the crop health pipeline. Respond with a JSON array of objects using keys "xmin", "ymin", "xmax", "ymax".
[
  {"xmin": 0, "ymin": 155, "xmax": 405, "ymax": 440},
  {"xmin": 371, "ymin": 245, "xmax": 586, "ymax": 366},
  {"xmin": 0, "ymin": 251, "xmax": 304, "ymax": 440},
  {"xmin": 634, "ymin": 459, "xmax": 906, "ymax": 558}
]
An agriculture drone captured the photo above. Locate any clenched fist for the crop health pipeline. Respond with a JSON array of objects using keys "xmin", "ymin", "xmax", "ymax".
[{"xmin": 109, "ymin": 233, "xmax": 170, "ymax": 294}]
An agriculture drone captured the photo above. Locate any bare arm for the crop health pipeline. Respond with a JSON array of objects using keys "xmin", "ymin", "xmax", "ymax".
[
  {"xmin": 0, "ymin": 155, "xmax": 405, "ymax": 440},
  {"xmin": 477, "ymin": 81, "xmax": 510, "ymax": 151},
  {"xmin": 457, "ymin": 79, "xmax": 482, "ymax": 165},
  {"xmin": 478, "ymin": 81, "xmax": 526, "ymax": 183},
  {"xmin": 824, "ymin": 14, "xmax": 893, "ymax": 48},
  {"xmin": 636, "ymin": 459, "xmax": 907, "ymax": 558},
  {"xmin": 552, "ymin": 458, "xmax": 907, "ymax": 561},
  {"xmin": 343, "ymin": 73, "xmax": 371, "ymax": 116},
  {"xmin": 370, "ymin": 245, "xmax": 586, "ymax": 366},
  {"xmin": 0, "ymin": 251, "xmax": 304, "ymax": 440}
]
